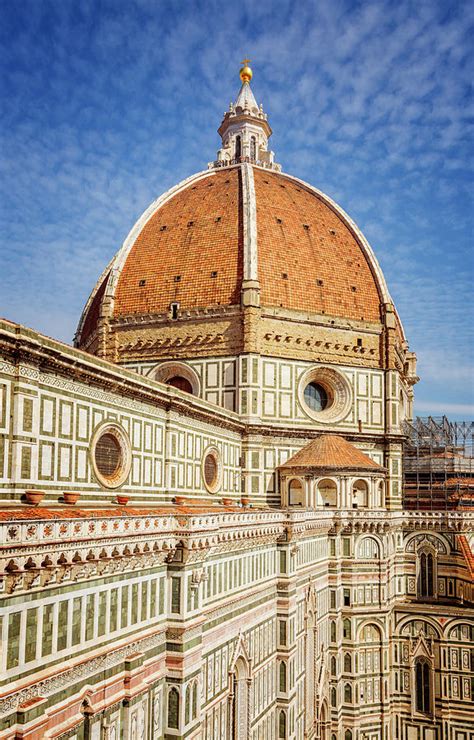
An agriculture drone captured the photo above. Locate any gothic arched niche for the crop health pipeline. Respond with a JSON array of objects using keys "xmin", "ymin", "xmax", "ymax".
[
  {"xmin": 405, "ymin": 532, "xmax": 449, "ymax": 555},
  {"xmin": 232, "ymin": 655, "xmax": 249, "ymax": 739},
  {"xmin": 305, "ymin": 607, "xmax": 316, "ymax": 731},
  {"xmin": 357, "ymin": 623, "xmax": 383, "ymax": 708}
]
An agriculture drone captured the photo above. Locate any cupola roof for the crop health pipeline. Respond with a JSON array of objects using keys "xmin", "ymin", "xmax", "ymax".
[{"xmin": 279, "ymin": 434, "xmax": 384, "ymax": 471}]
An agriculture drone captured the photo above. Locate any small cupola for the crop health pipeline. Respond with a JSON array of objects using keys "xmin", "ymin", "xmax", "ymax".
[{"xmin": 278, "ymin": 434, "xmax": 386, "ymax": 510}]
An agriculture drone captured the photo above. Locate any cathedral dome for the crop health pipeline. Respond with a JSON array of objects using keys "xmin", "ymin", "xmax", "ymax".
[
  {"xmin": 76, "ymin": 165, "xmax": 395, "ymax": 345},
  {"xmin": 76, "ymin": 67, "xmax": 406, "ymax": 364}
]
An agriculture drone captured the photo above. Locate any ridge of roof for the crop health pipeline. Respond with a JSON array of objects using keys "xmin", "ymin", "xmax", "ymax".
[
  {"xmin": 279, "ymin": 434, "xmax": 384, "ymax": 471},
  {"xmin": 235, "ymin": 81, "xmax": 259, "ymax": 112}
]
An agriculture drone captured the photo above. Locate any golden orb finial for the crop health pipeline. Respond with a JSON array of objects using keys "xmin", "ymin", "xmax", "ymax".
[{"xmin": 239, "ymin": 58, "xmax": 253, "ymax": 83}]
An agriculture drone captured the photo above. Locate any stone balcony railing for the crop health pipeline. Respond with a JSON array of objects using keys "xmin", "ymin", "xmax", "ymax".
[{"xmin": 1, "ymin": 506, "xmax": 472, "ymax": 595}]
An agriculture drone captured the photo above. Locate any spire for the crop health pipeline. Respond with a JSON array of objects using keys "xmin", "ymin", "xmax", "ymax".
[{"xmin": 209, "ymin": 62, "xmax": 281, "ymax": 171}]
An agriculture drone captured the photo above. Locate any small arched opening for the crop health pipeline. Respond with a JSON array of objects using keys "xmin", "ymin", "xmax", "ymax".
[
  {"xmin": 279, "ymin": 661, "xmax": 287, "ymax": 692},
  {"xmin": 414, "ymin": 658, "xmax": 432, "ymax": 715},
  {"xmin": 167, "ymin": 687, "xmax": 180, "ymax": 730},
  {"xmin": 377, "ymin": 480, "xmax": 385, "ymax": 508},
  {"xmin": 250, "ymin": 136, "xmax": 257, "ymax": 160},
  {"xmin": 417, "ymin": 546, "xmax": 436, "ymax": 599},
  {"xmin": 352, "ymin": 479, "xmax": 368, "ymax": 508},
  {"xmin": 288, "ymin": 478, "xmax": 305, "ymax": 506},
  {"xmin": 235, "ymin": 135, "xmax": 242, "ymax": 159},
  {"xmin": 278, "ymin": 710, "xmax": 287, "ymax": 739},
  {"xmin": 319, "ymin": 701, "xmax": 328, "ymax": 740},
  {"xmin": 317, "ymin": 478, "xmax": 337, "ymax": 508}
]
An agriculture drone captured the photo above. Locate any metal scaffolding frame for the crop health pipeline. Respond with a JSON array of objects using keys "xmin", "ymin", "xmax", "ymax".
[{"xmin": 402, "ymin": 416, "xmax": 474, "ymax": 510}]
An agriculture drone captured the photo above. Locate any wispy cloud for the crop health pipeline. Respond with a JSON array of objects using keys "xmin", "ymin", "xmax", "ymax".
[{"xmin": 0, "ymin": 0, "xmax": 472, "ymax": 413}]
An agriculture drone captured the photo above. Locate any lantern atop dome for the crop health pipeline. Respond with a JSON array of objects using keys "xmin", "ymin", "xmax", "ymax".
[{"xmin": 210, "ymin": 62, "xmax": 281, "ymax": 171}]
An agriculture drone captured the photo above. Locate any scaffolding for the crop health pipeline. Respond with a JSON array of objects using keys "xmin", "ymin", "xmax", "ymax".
[{"xmin": 402, "ymin": 416, "xmax": 474, "ymax": 510}]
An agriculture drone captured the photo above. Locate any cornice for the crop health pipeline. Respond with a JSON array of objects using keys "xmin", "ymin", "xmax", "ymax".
[{"xmin": 0, "ymin": 321, "xmax": 243, "ymax": 435}]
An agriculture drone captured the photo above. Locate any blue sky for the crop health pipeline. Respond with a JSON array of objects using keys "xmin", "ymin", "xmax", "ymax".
[{"xmin": 0, "ymin": 0, "xmax": 472, "ymax": 419}]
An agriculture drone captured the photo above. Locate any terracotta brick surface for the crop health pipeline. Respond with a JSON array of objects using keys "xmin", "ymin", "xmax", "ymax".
[
  {"xmin": 114, "ymin": 169, "xmax": 243, "ymax": 316},
  {"xmin": 81, "ymin": 165, "xmax": 389, "ymax": 343},
  {"xmin": 254, "ymin": 169, "xmax": 382, "ymax": 321},
  {"xmin": 80, "ymin": 270, "xmax": 109, "ymax": 344},
  {"xmin": 280, "ymin": 434, "xmax": 383, "ymax": 470}
]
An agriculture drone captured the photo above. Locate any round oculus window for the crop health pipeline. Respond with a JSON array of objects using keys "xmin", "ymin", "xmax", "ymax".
[
  {"xmin": 90, "ymin": 423, "xmax": 132, "ymax": 489},
  {"xmin": 303, "ymin": 382, "xmax": 328, "ymax": 412},
  {"xmin": 298, "ymin": 366, "xmax": 351, "ymax": 423},
  {"xmin": 95, "ymin": 433, "xmax": 121, "ymax": 478},
  {"xmin": 202, "ymin": 447, "xmax": 222, "ymax": 493}
]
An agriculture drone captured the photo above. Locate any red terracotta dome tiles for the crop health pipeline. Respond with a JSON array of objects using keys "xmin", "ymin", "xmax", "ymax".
[
  {"xmin": 253, "ymin": 169, "xmax": 382, "ymax": 321},
  {"xmin": 113, "ymin": 168, "xmax": 243, "ymax": 317},
  {"xmin": 279, "ymin": 434, "xmax": 384, "ymax": 470}
]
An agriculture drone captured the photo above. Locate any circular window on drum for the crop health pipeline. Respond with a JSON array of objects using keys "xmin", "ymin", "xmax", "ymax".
[
  {"xmin": 202, "ymin": 447, "xmax": 222, "ymax": 494},
  {"xmin": 304, "ymin": 382, "xmax": 329, "ymax": 412},
  {"xmin": 298, "ymin": 366, "xmax": 351, "ymax": 423},
  {"xmin": 90, "ymin": 423, "xmax": 132, "ymax": 489}
]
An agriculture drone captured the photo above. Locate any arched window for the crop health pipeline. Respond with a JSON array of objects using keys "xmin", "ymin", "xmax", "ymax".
[
  {"xmin": 343, "ymin": 619, "xmax": 352, "ymax": 640},
  {"xmin": 330, "ymin": 621, "xmax": 337, "ymax": 643},
  {"xmin": 250, "ymin": 136, "xmax": 257, "ymax": 160},
  {"xmin": 345, "ymin": 731, "xmax": 353, "ymax": 740},
  {"xmin": 357, "ymin": 537, "xmax": 380, "ymax": 559},
  {"xmin": 278, "ymin": 710, "xmax": 287, "ymax": 738},
  {"xmin": 344, "ymin": 683, "xmax": 352, "ymax": 703},
  {"xmin": 288, "ymin": 478, "xmax": 304, "ymax": 506},
  {"xmin": 418, "ymin": 550, "xmax": 435, "ymax": 598},
  {"xmin": 331, "ymin": 656, "xmax": 337, "ymax": 675},
  {"xmin": 192, "ymin": 681, "xmax": 198, "ymax": 719},
  {"xmin": 235, "ymin": 135, "xmax": 242, "ymax": 159},
  {"xmin": 168, "ymin": 687, "xmax": 179, "ymax": 729},
  {"xmin": 377, "ymin": 480, "xmax": 385, "ymax": 508},
  {"xmin": 319, "ymin": 702, "xmax": 328, "ymax": 740},
  {"xmin": 80, "ymin": 700, "xmax": 93, "ymax": 740},
  {"xmin": 279, "ymin": 661, "xmax": 287, "ymax": 692},
  {"xmin": 232, "ymin": 656, "xmax": 250, "ymax": 739},
  {"xmin": 415, "ymin": 658, "xmax": 431, "ymax": 714},
  {"xmin": 330, "ymin": 688, "xmax": 337, "ymax": 707},
  {"xmin": 344, "ymin": 653, "xmax": 351, "ymax": 672}
]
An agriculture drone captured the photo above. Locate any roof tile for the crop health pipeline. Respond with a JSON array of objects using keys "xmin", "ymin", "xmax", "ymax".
[{"xmin": 279, "ymin": 434, "xmax": 384, "ymax": 471}]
